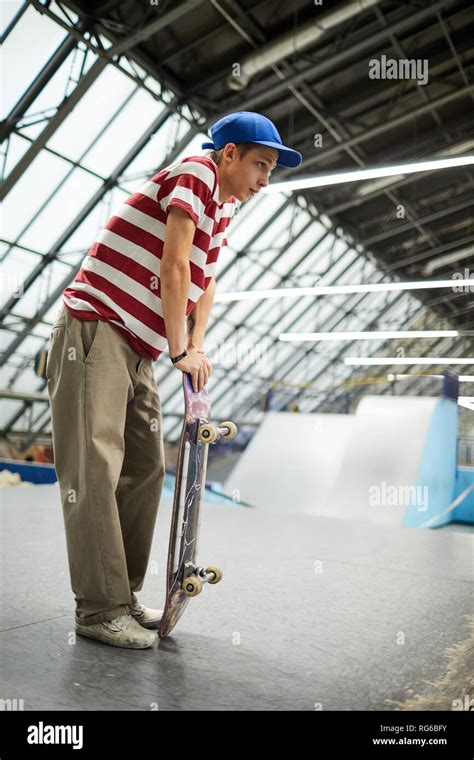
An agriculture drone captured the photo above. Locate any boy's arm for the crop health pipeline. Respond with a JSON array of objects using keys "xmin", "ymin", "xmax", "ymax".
[
  {"xmin": 160, "ymin": 205, "xmax": 213, "ymax": 391},
  {"xmin": 160, "ymin": 206, "xmax": 195, "ymax": 356},
  {"xmin": 187, "ymin": 276, "xmax": 216, "ymax": 350}
]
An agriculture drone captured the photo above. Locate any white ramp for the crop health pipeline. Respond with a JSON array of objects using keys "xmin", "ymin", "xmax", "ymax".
[
  {"xmin": 326, "ymin": 395, "xmax": 438, "ymax": 525},
  {"xmin": 224, "ymin": 411, "xmax": 353, "ymax": 514}
]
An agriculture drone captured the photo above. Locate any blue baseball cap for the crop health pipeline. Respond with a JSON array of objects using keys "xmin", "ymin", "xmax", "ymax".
[{"xmin": 201, "ymin": 111, "xmax": 302, "ymax": 168}]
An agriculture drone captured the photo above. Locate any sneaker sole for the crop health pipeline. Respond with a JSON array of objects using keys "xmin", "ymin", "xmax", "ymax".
[{"xmin": 76, "ymin": 627, "xmax": 157, "ymax": 649}]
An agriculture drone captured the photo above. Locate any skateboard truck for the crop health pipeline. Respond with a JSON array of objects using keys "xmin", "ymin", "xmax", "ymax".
[
  {"xmin": 182, "ymin": 563, "xmax": 224, "ymax": 597},
  {"xmin": 197, "ymin": 420, "xmax": 237, "ymax": 444}
]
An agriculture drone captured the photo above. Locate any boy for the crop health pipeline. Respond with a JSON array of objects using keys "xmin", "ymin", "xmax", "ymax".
[{"xmin": 46, "ymin": 111, "xmax": 302, "ymax": 648}]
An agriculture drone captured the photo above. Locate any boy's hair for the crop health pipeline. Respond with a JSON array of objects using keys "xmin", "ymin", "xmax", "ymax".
[{"xmin": 205, "ymin": 142, "xmax": 257, "ymax": 165}]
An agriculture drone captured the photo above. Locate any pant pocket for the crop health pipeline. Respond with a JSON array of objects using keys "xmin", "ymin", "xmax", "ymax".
[
  {"xmin": 45, "ymin": 325, "xmax": 66, "ymax": 380},
  {"xmin": 80, "ymin": 319, "xmax": 102, "ymax": 362}
]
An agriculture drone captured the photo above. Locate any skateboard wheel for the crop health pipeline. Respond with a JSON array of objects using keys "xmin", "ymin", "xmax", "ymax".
[
  {"xmin": 183, "ymin": 576, "xmax": 202, "ymax": 596},
  {"xmin": 198, "ymin": 423, "xmax": 217, "ymax": 444},
  {"xmin": 219, "ymin": 421, "xmax": 237, "ymax": 440},
  {"xmin": 205, "ymin": 566, "xmax": 223, "ymax": 584}
]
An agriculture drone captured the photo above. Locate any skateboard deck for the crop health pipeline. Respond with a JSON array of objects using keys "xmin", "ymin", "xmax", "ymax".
[{"xmin": 158, "ymin": 373, "xmax": 236, "ymax": 639}]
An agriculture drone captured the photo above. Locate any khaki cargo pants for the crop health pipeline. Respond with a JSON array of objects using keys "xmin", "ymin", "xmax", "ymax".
[{"xmin": 46, "ymin": 303, "xmax": 165, "ymax": 626}]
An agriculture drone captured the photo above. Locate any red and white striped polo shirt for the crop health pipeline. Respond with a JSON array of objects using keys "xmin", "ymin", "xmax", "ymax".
[{"xmin": 62, "ymin": 155, "xmax": 238, "ymax": 361}]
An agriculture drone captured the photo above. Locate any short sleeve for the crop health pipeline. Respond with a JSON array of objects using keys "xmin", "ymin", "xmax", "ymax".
[
  {"xmin": 159, "ymin": 159, "xmax": 216, "ymax": 226},
  {"xmin": 221, "ymin": 198, "xmax": 238, "ymax": 247}
]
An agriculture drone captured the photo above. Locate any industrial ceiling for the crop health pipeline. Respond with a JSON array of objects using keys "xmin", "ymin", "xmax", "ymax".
[{"xmin": 1, "ymin": 0, "xmax": 473, "ymax": 449}]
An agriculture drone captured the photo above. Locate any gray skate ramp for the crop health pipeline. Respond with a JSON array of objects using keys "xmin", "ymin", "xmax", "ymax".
[
  {"xmin": 327, "ymin": 395, "xmax": 438, "ymax": 525},
  {"xmin": 224, "ymin": 411, "xmax": 353, "ymax": 513},
  {"xmin": 224, "ymin": 397, "xmax": 446, "ymax": 526}
]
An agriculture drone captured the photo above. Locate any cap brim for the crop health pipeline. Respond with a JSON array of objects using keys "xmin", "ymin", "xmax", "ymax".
[{"xmin": 257, "ymin": 140, "xmax": 302, "ymax": 168}]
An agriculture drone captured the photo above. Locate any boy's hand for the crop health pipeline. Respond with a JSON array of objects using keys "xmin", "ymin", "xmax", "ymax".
[{"xmin": 174, "ymin": 347, "xmax": 212, "ymax": 392}]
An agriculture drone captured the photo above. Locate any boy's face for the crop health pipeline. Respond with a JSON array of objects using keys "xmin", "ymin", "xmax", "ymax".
[{"xmin": 221, "ymin": 144, "xmax": 279, "ymax": 202}]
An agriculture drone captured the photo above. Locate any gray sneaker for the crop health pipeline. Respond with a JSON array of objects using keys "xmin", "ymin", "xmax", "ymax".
[{"xmin": 76, "ymin": 614, "xmax": 158, "ymax": 649}]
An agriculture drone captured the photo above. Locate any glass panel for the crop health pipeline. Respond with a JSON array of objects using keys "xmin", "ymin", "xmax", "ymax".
[
  {"xmin": 174, "ymin": 128, "xmax": 209, "ymax": 163},
  {"xmin": 225, "ymin": 193, "xmax": 286, "ymax": 253},
  {"xmin": 47, "ymin": 64, "xmax": 137, "ymax": 161},
  {"xmin": 19, "ymin": 169, "xmax": 103, "ymax": 250},
  {"xmin": 3, "ymin": 329, "xmax": 47, "ymax": 366},
  {"xmin": 1, "ymin": 4, "xmax": 67, "ymax": 117},
  {"xmin": 218, "ymin": 200, "xmax": 295, "ymax": 291},
  {"xmin": 21, "ymin": 44, "xmax": 96, "ymax": 132},
  {"xmin": 15, "ymin": 120, "xmax": 45, "ymax": 141},
  {"xmin": 2, "ymin": 132, "xmax": 31, "ymax": 177},
  {"xmin": 1, "ymin": 246, "xmax": 41, "ymax": 312},
  {"xmin": 61, "ymin": 185, "xmax": 129, "ymax": 254},
  {"xmin": 0, "ymin": 399, "xmax": 19, "ymax": 429},
  {"xmin": 120, "ymin": 109, "xmax": 178, "ymax": 189},
  {"xmin": 6, "ymin": 254, "xmax": 73, "ymax": 320},
  {"xmin": 2, "ymin": 150, "xmax": 71, "ymax": 242},
  {"xmin": 81, "ymin": 88, "xmax": 162, "ymax": 176},
  {"xmin": 1, "ymin": 0, "xmax": 25, "ymax": 36}
]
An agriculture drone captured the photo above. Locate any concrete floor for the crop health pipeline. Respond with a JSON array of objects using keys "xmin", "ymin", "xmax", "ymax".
[{"xmin": 0, "ymin": 484, "xmax": 472, "ymax": 711}]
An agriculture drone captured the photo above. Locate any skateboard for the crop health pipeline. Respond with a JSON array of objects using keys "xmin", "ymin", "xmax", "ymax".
[{"xmin": 158, "ymin": 373, "xmax": 237, "ymax": 639}]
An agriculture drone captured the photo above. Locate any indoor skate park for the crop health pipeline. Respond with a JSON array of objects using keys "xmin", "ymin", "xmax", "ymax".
[{"xmin": 1, "ymin": 0, "xmax": 474, "ymax": 720}]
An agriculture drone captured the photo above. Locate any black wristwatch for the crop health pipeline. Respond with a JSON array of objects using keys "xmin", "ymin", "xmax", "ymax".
[{"xmin": 170, "ymin": 349, "xmax": 188, "ymax": 365}]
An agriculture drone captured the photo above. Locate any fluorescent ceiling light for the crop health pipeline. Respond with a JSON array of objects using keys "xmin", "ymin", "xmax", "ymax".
[
  {"xmin": 395, "ymin": 374, "xmax": 474, "ymax": 382},
  {"xmin": 356, "ymin": 141, "xmax": 474, "ymax": 197},
  {"xmin": 262, "ymin": 155, "xmax": 474, "ymax": 193},
  {"xmin": 215, "ymin": 279, "xmax": 473, "ymax": 303},
  {"xmin": 345, "ymin": 357, "xmax": 474, "ymax": 366},
  {"xmin": 279, "ymin": 330, "xmax": 458, "ymax": 342}
]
